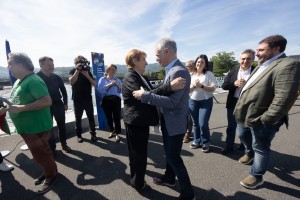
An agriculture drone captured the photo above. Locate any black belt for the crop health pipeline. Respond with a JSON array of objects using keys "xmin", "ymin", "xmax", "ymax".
[{"xmin": 103, "ymin": 95, "xmax": 119, "ymax": 100}]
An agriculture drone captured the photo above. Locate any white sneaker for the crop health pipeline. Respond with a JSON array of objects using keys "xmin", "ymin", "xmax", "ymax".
[{"xmin": 0, "ymin": 161, "xmax": 14, "ymax": 172}]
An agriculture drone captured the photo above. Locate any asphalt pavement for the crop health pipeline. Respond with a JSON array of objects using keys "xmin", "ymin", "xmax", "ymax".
[{"xmin": 1, "ymin": 93, "xmax": 299, "ymax": 200}]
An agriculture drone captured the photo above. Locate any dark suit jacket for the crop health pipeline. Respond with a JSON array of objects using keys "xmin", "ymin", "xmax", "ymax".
[
  {"xmin": 222, "ymin": 66, "xmax": 255, "ymax": 108},
  {"xmin": 234, "ymin": 54, "xmax": 300, "ymax": 127},
  {"xmin": 122, "ymin": 68, "xmax": 172, "ymax": 126}
]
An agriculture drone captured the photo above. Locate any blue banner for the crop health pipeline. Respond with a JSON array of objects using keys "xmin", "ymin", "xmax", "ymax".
[
  {"xmin": 5, "ymin": 40, "xmax": 16, "ymax": 86},
  {"xmin": 91, "ymin": 52, "xmax": 108, "ymax": 129}
]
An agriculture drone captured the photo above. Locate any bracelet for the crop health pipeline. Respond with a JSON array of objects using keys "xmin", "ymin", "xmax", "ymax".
[{"xmin": 201, "ymin": 85, "xmax": 204, "ymax": 88}]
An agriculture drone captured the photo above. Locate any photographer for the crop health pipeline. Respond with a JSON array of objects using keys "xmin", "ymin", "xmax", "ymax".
[{"xmin": 69, "ymin": 55, "xmax": 97, "ymax": 143}]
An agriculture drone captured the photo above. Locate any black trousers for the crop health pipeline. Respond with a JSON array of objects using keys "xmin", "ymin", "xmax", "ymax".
[
  {"xmin": 74, "ymin": 99, "xmax": 96, "ymax": 137},
  {"xmin": 125, "ymin": 123, "xmax": 149, "ymax": 189},
  {"xmin": 161, "ymin": 116, "xmax": 194, "ymax": 199},
  {"xmin": 48, "ymin": 101, "xmax": 67, "ymax": 151},
  {"xmin": 0, "ymin": 153, "xmax": 3, "ymax": 163},
  {"xmin": 101, "ymin": 96, "xmax": 121, "ymax": 134}
]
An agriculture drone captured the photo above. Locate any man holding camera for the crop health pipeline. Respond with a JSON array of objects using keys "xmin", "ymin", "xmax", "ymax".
[{"xmin": 69, "ymin": 55, "xmax": 97, "ymax": 143}]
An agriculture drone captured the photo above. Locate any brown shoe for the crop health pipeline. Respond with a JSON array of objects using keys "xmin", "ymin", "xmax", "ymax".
[
  {"xmin": 240, "ymin": 175, "xmax": 263, "ymax": 189},
  {"xmin": 239, "ymin": 154, "xmax": 253, "ymax": 165},
  {"xmin": 183, "ymin": 134, "xmax": 190, "ymax": 143},
  {"xmin": 37, "ymin": 174, "xmax": 59, "ymax": 195}
]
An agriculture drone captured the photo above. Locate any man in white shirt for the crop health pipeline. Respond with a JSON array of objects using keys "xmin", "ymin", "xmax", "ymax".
[{"xmin": 221, "ymin": 49, "xmax": 255, "ymax": 154}]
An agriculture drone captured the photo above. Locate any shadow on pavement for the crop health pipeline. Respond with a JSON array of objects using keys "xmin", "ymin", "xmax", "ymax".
[
  {"xmin": 267, "ymin": 150, "xmax": 300, "ymax": 198},
  {"xmin": 55, "ymin": 149, "xmax": 128, "ymax": 186},
  {"xmin": 0, "ymin": 172, "xmax": 39, "ymax": 200}
]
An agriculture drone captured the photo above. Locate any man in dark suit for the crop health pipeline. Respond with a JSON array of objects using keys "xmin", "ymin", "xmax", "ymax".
[
  {"xmin": 235, "ymin": 35, "xmax": 300, "ymax": 189},
  {"xmin": 37, "ymin": 56, "xmax": 72, "ymax": 156},
  {"xmin": 221, "ymin": 49, "xmax": 255, "ymax": 154},
  {"xmin": 133, "ymin": 38, "xmax": 195, "ymax": 200}
]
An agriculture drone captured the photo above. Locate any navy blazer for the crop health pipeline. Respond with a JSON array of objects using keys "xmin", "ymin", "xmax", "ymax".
[{"xmin": 141, "ymin": 60, "xmax": 191, "ymax": 136}]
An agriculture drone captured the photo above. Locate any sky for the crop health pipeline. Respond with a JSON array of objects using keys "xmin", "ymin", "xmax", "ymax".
[{"xmin": 0, "ymin": 0, "xmax": 300, "ymax": 68}]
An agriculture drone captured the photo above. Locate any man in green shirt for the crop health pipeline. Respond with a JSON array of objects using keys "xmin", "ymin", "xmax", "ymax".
[{"xmin": 7, "ymin": 52, "xmax": 58, "ymax": 195}]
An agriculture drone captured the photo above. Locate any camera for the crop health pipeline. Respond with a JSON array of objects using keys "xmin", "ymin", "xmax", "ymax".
[{"xmin": 77, "ymin": 58, "xmax": 91, "ymax": 71}]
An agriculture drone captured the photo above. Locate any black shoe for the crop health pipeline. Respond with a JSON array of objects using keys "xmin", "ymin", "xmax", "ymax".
[
  {"xmin": 77, "ymin": 137, "xmax": 83, "ymax": 143},
  {"xmin": 37, "ymin": 174, "xmax": 58, "ymax": 195},
  {"xmin": 34, "ymin": 174, "xmax": 45, "ymax": 185},
  {"xmin": 137, "ymin": 182, "xmax": 151, "ymax": 192},
  {"xmin": 115, "ymin": 135, "xmax": 120, "ymax": 143},
  {"xmin": 152, "ymin": 176, "xmax": 176, "ymax": 187},
  {"xmin": 190, "ymin": 143, "xmax": 201, "ymax": 149},
  {"xmin": 91, "ymin": 136, "xmax": 97, "ymax": 142},
  {"xmin": 62, "ymin": 144, "xmax": 72, "ymax": 153},
  {"xmin": 237, "ymin": 143, "xmax": 245, "ymax": 151},
  {"xmin": 108, "ymin": 131, "xmax": 116, "ymax": 138},
  {"xmin": 221, "ymin": 147, "xmax": 234, "ymax": 155},
  {"xmin": 179, "ymin": 194, "xmax": 196, "ymax": 200}
]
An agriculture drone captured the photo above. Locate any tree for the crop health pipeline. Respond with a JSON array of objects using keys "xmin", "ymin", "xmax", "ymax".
[
  {"xmin": 157, "ymin": 69, "xmax": 165, "ymax": 80},
  {"xmin": 210, "ymin": 51, "xmax": 238, "ymax": 77},
  {"xmin": 252, "ymin": 61, "xmax": 259, "ymax": 67}
]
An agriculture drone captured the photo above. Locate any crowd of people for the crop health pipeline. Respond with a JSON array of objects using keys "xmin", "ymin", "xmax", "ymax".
[{"xmin": 0, "ymin": 34, "xmax": 299, "ymax": 199}]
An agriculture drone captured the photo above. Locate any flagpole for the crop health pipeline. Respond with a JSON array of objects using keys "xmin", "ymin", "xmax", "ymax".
[{"xmin": 5, "ymin": 40, "xmax": 16, "ymax": 85}]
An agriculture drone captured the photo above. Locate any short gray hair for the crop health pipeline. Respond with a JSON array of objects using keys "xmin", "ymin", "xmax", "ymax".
[
  {"xmin": 9, "ymin": 52, "xmax": 34, "ymax": 71},
  {"xmin": 156, "ymin": 38, "xmax": 177, "ymax": 54},
  {"xmin": 240, "ymin": 49, "xmax": 255, "ymax": 59},
  {"xmin": 185, "ymin": 60, "xmax": 194, "ymax": 66}
]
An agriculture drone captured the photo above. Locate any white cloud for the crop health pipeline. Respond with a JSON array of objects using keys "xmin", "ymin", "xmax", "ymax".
[{"xmin": 1, "ymin": 0, "xmax": 300, "ymax": 69}]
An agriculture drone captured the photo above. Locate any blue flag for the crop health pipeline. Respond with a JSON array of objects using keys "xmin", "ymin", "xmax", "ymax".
[
  {"xmin": 91, "ymin": 52, "xmax": 108, "ymax": 129},
  {"xmin": 5, "ymin": 40, "xmax": 16, "ymax": 86}
]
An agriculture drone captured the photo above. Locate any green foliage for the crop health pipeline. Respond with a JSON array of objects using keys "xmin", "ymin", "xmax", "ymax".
[
  {"xmin": 210, "ymin": 51, "xmax": 238, "ymax": 77},
  {"xmin": 252, "ymin": 61, "xmax": 258, "ymax": 67},
  {"xmin": 157, "ymin": 69, "xmax": 165, "ymax": 80}
]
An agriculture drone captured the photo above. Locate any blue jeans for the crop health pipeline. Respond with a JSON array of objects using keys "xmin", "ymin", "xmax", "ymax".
[
  {"xmin": 161, "ymin": 116, "xmax": 194, "ymax": 199},
  {"xmin": 238, "ymin": 123, "xmax": 281, "ymax": 178},
  {"xmin": 236, "ymin": 124, "xmax": 253, "ymax": 157},
  {"xmin": 189, "ymin": 97, "xmax": 213, "ymax": 146},
  {"xmin": 225, "ymin": 106, "xmax": 237, "ymax": 148}
]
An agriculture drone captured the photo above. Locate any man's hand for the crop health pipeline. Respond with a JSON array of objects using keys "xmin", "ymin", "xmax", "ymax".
[
  {"xmin": 0, "ymin": 107, "xmax": 8, "ymax": 115},
  {"xmin": 234, "ymin": 78, "xmax": 246, "ymax": 88},
  {"xmin": 132, "ymin": 87, "xmax": 145, "ymax": 100},
  {"xmin": 75, "ymin": 63, "xmax": 83, "ymax": 71},
  {"xmin": 171, "ymin": 77, "xmax": 186, "ymax": 91},
  {"xmin": 81, "ymin": 70, "xmax": 89, "ymax": 77},
  {"xmin": 64, "ymin": 105, "xmax": 68, "ymax": 112},
  {"xmin": 7, "ymin": 105, "xmax": 26, "ymax": 113}
]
